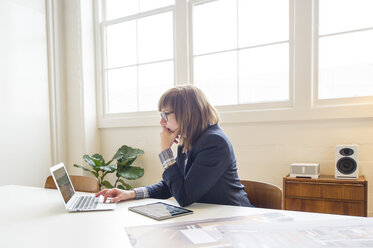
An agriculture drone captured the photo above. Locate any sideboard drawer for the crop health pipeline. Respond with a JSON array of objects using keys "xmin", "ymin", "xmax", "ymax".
[
  {"xmin": 285, "ymin": 198, "xmax": 365, "ymax": 216},
  {"xmin": 285, "ymin": 181, "xmax": 365, "ymax": 201}
]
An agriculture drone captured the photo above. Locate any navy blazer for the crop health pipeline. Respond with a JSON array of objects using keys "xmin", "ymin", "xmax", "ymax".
[{"xmin": 146, "ymin": 124, "xmax": 253, "ymax": 207}]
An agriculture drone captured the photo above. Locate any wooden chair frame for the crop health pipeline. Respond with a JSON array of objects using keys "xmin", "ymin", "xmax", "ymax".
[
  {"xmin": 241, "ymin": 180, "xmax": 283, "ymax": 210},
  {"xmin": 45, "ymin": 175, "xmax": 99, "ymax": 193}
]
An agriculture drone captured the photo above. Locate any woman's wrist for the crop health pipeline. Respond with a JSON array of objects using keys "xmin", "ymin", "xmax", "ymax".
[
  {"xmin": 129, "ymin": 189, "xmax": 136, "ymax": 200},
  {"xmin": 132, "ymin": 187, "xmax": 149, "ymax": 199},
  {"xmin": 161, "ymin": 137, "xmax": 173, "ymax": 150},
  {"xmin": 161, "ymin": 144, "xmax": 171, "ymax": 151}
]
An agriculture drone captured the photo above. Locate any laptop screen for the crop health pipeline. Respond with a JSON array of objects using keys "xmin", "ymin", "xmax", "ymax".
[{"xmin": 52, "ymin": 166, "xmax": 74, "ymax": 203}]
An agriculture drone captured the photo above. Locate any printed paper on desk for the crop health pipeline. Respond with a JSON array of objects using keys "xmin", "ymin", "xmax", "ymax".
[{"xmin": 180, "ymin": 228, "xmax": 216, "ymax": 244}]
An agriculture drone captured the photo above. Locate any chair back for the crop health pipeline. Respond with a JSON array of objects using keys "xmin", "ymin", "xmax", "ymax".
[
  {"xmin": 45, "ymin": 175, "xmax": 99, "ymax": 193},
  {"xmin": 241, "ymin": 180, "xmax": 282, "ymax": 209}
]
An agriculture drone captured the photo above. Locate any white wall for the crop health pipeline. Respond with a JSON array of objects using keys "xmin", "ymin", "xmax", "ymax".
[
  {"xmin": 100, "ymin": 118, "xmax": 373, "ymax": 215},
  {"xmin": 0, "ymin": 0, "xmax": 52, "ymax": 187}
]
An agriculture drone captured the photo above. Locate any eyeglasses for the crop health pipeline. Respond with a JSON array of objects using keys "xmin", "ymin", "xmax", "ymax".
[{"xmin": 160, "ymin": 111, "xmax": 174, "ymax": 122}]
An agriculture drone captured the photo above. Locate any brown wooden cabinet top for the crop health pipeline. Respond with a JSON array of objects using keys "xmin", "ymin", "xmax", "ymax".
[{"xmin": 284, "ymin": 174, "xmax": 366, "ymax": 184}]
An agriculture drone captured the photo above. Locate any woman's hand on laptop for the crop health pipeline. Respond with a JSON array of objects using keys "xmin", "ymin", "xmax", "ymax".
[{"xmin": 95, "ymin": 188, "xmax": 136, "ymax": 203}]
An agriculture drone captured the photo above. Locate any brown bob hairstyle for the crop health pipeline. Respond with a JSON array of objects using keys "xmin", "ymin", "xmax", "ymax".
[{"xmin": 158, "ymin": 85, "xmax": 219, "ymax": 152}]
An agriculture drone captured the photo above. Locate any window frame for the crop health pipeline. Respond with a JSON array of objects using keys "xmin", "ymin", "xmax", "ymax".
[
  {"xmin": 94, "ymin": 0, "xmax": 373, "ymax": 129},
  {"xmin": 312, "ymin": 0, "xmax": 373, "ymax": 107}
]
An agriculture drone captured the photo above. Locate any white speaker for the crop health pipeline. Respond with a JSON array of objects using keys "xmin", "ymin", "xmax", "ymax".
[
  {"xmin": 335, "ymin": 144, "xmax": 358, "ymax": 179},
  {"xmin": 290, "ymin": 163, "xmax": 320, "ymax": 179}
]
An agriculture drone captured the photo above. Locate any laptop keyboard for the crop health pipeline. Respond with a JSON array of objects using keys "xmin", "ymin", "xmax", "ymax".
[{"xmin": 72, "ymin": 196, "xmax": 99, "ymax": 211}]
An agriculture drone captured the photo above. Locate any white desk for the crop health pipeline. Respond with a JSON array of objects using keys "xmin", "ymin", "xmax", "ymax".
[{"xmin": 0, "ymin": 185, "xmax": 367, "ymax": 248}]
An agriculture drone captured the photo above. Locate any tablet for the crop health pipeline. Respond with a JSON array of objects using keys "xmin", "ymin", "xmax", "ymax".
[{"xmin": 128, "ymin": 202, "xmax": 193, "ymax": 220}]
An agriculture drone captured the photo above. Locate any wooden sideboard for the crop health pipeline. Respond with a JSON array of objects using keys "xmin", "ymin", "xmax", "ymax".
[{"xmin": 283, "ymin": 175, "xmax": 367, "ymax": 217}]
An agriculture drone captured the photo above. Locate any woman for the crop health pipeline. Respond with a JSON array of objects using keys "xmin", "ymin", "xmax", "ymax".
[{"xmin": 96, "ymin": 85, "xmax": 252, "ymax": 207}]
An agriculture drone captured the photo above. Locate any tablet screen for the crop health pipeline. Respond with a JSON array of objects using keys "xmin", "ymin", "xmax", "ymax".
[{"xmin": 128, "ymin": 202, "xmax": 193, "ymax": 220}]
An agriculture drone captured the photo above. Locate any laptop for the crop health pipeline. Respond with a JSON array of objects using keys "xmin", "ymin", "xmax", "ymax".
[{"xmin": 50, "ymin": 163, "xmax": 116, "ymax": 212}]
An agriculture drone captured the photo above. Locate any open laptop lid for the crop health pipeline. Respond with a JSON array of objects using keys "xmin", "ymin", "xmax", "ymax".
[{"xmin": 50, "ymin": 163, "xmax": 76, "ymax": 208}]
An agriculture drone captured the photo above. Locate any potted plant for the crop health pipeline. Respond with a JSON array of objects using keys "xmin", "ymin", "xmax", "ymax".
[
  {"xmin": 103, "ymin": 145, "xmax": 145, "ymax": 190},
  {"xmin": 73, "ymin": 145, "xmax": 144, "ymax": 191}
]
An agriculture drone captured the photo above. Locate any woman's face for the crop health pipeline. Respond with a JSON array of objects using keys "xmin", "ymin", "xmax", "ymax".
[{"xmin": 160, "ymin": 107, "xmax": 179, "ymax": 133}]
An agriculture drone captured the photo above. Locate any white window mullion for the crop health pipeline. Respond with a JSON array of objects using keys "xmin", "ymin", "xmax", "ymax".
[
  {"xmin": 293, "ymin": 0, "xmax": 313, "ymax": 109},
  {"xmin": 101, "ymin": 0, "xmax": 106, "ymax": 23},
  {"xmin": 288, "ymin": 0, "xmax": 295, "ymax": 108},
  {"xmin": 313, "ymin": 0, "xmax": 320, "ymax": 106},
  {"xmin": 187, "ymin": 0, "xmax": 194, "ymax": 86},
  {"xmin": 94, "ymin": 0, "xmax": 104, "ymax": 124},
  {"xmin": 174, "ymin": 0, "xmax": 189, "ymax": 85},
  {"xmin": 236, "ymin": 0, "xmax": 240, "ymax": 104},
  {"xmin": 136, "ymin": 17, "xmax": 139, "ymax": 112}
]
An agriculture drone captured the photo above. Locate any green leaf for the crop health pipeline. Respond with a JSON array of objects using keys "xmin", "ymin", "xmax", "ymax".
[
  {"xmin": 119, "ymin": 179, "xmax": 132, "ymax": 190},
  {"xmin": 117, "ymin": 157, "xmax": 137, "ymax": 168},
  {"xmin": 98, "ymin": 164, "xmax": 116, "ymax": 173},
  {"xmin": 83, "ymin": 155, "xmax": 96, "ymax": 168},
  {"xmin": 117, "ymin": 166, "xmax": 144, "ymax": 180},
  {"xmin": 117, "ymin": 184, "xmax": 125, "ymax": 190},
  {"xmin": 73, "ymin": 164, "xmax": 98, "ymax": 178},
  {"xmin": 83, "ymin": 154, "xmax": 103, "ymax": 172},
  {"xmin": 91, "ymin": 154, "xmax": 105, "ymax": 166},
  {"xmin": 102, "ymin": 180, "xmax": 114, "ymax": 189},
  {"xmin": 112, "ymin": 145, "xmax": 144, "ymax": 161},
  {"xmin": 103, "ymin": 167, "xmax": 116, "ymax": 178}
]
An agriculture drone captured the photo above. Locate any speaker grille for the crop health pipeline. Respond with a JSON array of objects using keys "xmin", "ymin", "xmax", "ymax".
[{"xmin": 336, "ymin": 157, "xmax": 357, "ymax": 174}]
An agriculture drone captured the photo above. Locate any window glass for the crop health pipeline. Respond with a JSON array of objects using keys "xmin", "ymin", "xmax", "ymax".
[
  {"xmin": 318, "ymin": 0, "xmax": 373, "ymax": 99},
  {"xmin": 102, "ymin": 1, "xmax": 174, "ymax": 113},
  {"xmin": 107, "ymin": 67, "xmax": 138, "ymax": 113},
  {"xmin": 106, "ymin": 0, "xmax": 139, "ymax": 21},
  {"xmin": 106, "ymin": 21, "xmax": 137, "ymax": 68},
  {"xmin": 238, "ymin": 0, "xmax": 289, "ymax": 47},
  {"xmin": 138, "ymin": 12, "xmax": 174, "ymax": 63},
  {"xmin": 193, "ymin": 0, "xmax": 236, "ymax": 55},
  {"xmin": 193, "ymin": 0, "xmax": 289, "ymax": 106},
  {"xmin": 319, "ymin": 31, "xmax": 373, "ymax": 99},
  {"xmin": 105, "ymin": 0, "xmax": 174, "ymax": 21},
  {"xmin": 319, "ymin": 0, "xmax": 373, "ymax": 35},
  {"xmin": 239, "ymin": 44, "xmax": 289, "ymax": 103},
  {"xmin": 138, "ymin": 61, "xmax": 174, "ymax": 111},
  {"xmin": 194, "ymin": 51, "xmax": 237, "ymax": 106}
]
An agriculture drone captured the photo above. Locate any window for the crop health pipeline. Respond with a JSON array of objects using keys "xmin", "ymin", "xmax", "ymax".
[
  {"xmin": 192, "ymin": 0, "xmax": 289, "ymax": 106},
  {"xmin": 101, "ymin": 0, "xmax": 175, "ymax": 113},
  {"xmin": 317, "ymin": 0, "xmax": 373, "ymax": 100},
  {"xmin": 95, "ymin": 0, "xmax": 373, "ymax": 127}
]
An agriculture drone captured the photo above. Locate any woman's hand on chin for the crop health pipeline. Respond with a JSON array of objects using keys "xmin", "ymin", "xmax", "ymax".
[{"xmin": 160, "ymin": 126, "xmax": 179, "ymax": 150}]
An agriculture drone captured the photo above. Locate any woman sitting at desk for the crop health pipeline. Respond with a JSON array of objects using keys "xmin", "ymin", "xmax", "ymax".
[{"xmin": 96, "ymin": 85, "xmax": 252, "ymax": 207}]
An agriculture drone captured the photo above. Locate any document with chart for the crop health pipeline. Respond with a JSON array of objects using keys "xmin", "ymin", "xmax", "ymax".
[{"xmin": 125, "ymin": 212, "xmax": 373, "ymax": 248}]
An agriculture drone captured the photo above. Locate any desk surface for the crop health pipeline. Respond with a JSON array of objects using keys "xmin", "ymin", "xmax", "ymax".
[{"xmin": 0, "ymin": 185, "xmax": 364, "ymax": 248}]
